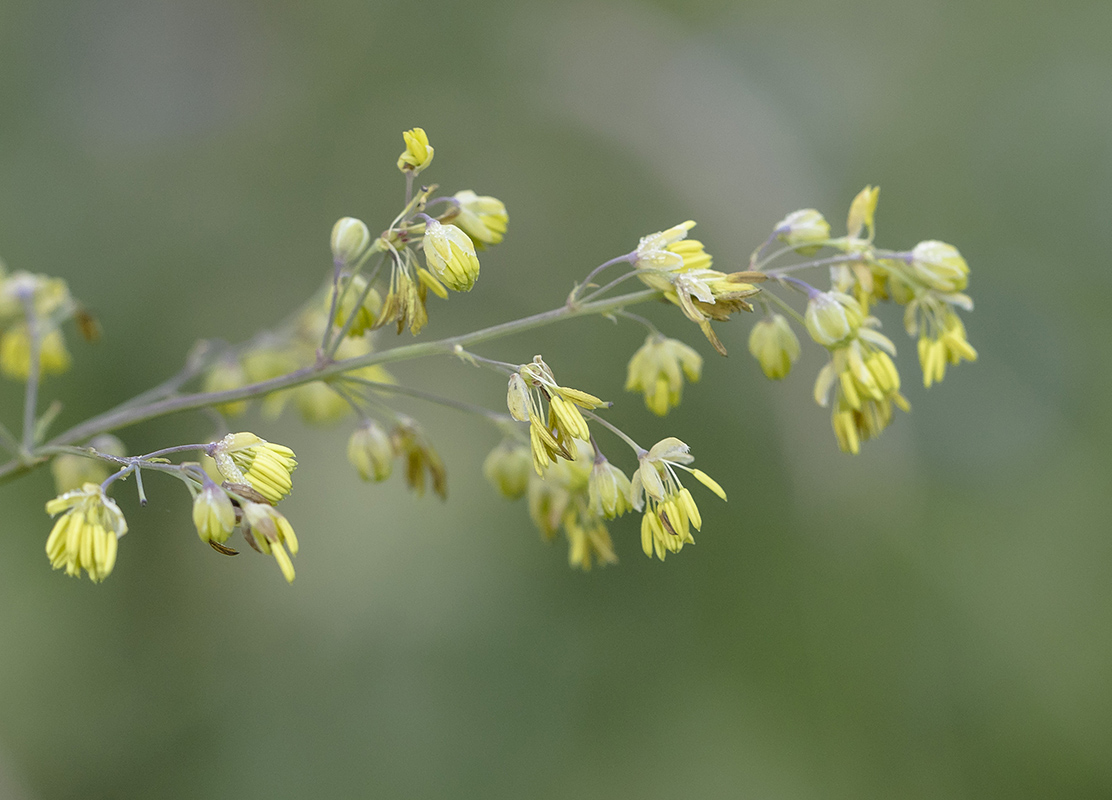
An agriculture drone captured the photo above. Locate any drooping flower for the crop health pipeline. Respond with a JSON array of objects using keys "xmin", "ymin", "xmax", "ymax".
[
  {"xmin": 423, "ymin": 219, "xmax": 480, "ymax": 292},
  {"xmin": 748, "ymin": 314, "xmax": 801, "ymax": 380},
  {"xmin": 625, "ymin": 335, "xmax": 703, "ymax": 416},
  {"xmin": 509, "ymin": 356, "xmax": 607, "ymax": 474},
  {"xmin": 629, "ymin": 438, "xmax": 726, "ymax": 561},
  {"xmin": 452, "ymin": 190, "xmax": 508, "ymax": 248},
  {"xmin": 348, "ymin": 421, "xmax": 395, "ymax": 482},
  {"xmin": 44, "ymin": 483, "xmax": 128, "ymax": 582},
  {"xmin": 192, "ymin": 482, "xmax": 237, "ymax": 544},
  {"xmin": 240, "ymin": 501, "xmax": 299, "ymax": 583},
  {"xmin": 208, "ymin": 432, "xmax": 297, "ymax": 505}
]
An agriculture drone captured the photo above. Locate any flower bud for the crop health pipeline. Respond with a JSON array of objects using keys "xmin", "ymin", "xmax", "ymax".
[
  {"xmin": 748, "ymin": 314, "xmax": 801, "ymax": 379},
  {"xmin": 330, "ymin": 217, "xmax": 371, "ymax": 265},
  {"xmin": 397, "ymin": 127, "xmax": 434, "ymax": 175},
  {"xmin": 588, "ymin": 459, "xmax": 633, "ymax": 519},
  {"xmin": 804, "ymin": 291, "xmax": 865, "ymax": 348},
  {"xmin": 482, "ymin": 441, "xmax": 531, "ymax": 499},
  {"xmin": 846, "ymin": 185, "xmax": 880, "ymax": 240},
  {"xmin": 774, "ymin": 209, "xmax": 830, "ymax": 255},
  {"xmin": 453, "ymin": 190, "xmax": 509, "ymax": 248},
  {"xmin": 348, "ymin": 422, "xmax": 395, "ymax": 482},
  {"xmin": 507, "ymin": 373, "xmax": 530, "ymax": 421},
  {"xmin": 192, "ymin": 483, "xmax": 236, "ymax": 544},
  {"xmin": 0, "ymin": 325, "xmax": 71, "ymax": 380},
  {"xmin": 423, "ymin": 219, "xmax": 480, "ymax": 292},
  {"xmin": 909, "ymin": 240, "xmax": 969, "ymax": 293}
]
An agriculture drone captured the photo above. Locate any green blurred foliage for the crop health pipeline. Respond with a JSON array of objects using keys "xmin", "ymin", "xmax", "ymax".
[{"xmin": 1, "ymin": 0, "xmax": 1111, "ymax": 797}]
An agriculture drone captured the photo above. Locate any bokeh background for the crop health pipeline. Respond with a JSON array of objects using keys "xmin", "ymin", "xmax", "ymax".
[{"xmin": 1, "ymin": 0, "xmax": 1110, "ymax": 797}]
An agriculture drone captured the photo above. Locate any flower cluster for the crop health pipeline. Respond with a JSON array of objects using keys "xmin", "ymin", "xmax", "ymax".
[
  {"xmin": 8, "ymin": 128, "xmax": 978, "ymax": 589},
  {"xmin": 744, "ymin": 186, "xmax": 976, "ymax": 451},
  {"xmin": 0, "ymin": 268, "xmax": 86, "ymax": 382},
  {"xmin": 633, "ymin": 221, "xmax": 764, "ymax": 355}
]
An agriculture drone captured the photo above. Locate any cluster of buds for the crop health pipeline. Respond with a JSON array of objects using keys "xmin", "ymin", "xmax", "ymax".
[
  {"xmin": 196, "ymin": 433, "xmax": 301, "ymax": 582},
  {"xmin": 745, "ymin": 186, "xmax": 976, "ymax": 451}
]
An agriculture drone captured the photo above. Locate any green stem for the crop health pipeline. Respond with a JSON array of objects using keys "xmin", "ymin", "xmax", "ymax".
[{"xmin": 0, "ymin": 288, "xmax": 662, "ymax": 485}]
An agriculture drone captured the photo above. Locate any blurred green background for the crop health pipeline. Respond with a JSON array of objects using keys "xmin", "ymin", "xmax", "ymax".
[{"xmin": 1, "ymin": 0, "xmax": 1110, "ymax": 797}]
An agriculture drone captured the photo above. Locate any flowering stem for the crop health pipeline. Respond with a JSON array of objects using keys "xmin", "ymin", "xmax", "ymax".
[
  {"xmin": 761, "ymin": 291, "xmax": 808, "ymax": 327},
  {"xmin": 571, "ymin": 254, "xmax": 634, "ymax": 303},
  {"xmin": 577, "ymin": 268, "xmax": 655, "ymax": 304},
  {"xmin": 762, "ymin": 253, "xmax": 863, "ymax": 276},
  {"xmin": 582, "ymin": 410, "xmax": 643, "ymax": 455},
  {"xmin": 615, "ymin": 310, "xmax": 661, "ymax": 336},
  {"xmin": 20, "ymin": 295, "xmax": 42, "ymax": 454},
  {"xmin": 0, "ymin": 288, "xmax": 662, "ymax": 485},
  {"xmin": 340, "ymin": 375, "xmax": 513, "ymax": 424}
]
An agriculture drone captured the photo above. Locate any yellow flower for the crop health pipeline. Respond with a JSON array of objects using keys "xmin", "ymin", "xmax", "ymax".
[
  {"xmin": 0, "ymin": 325, "xmax": 71, "ymax": 380},
  {"xmin": 192, "ymin": 483, "xmax": 236, "ymax": 544},
  {"xmin": 634, "ymin": 221, "xmax": 696, "ymax": 269},
  {"xmin": 587, "ymin": 457, "xmax": 632, "ymax": 519},
  {"xmin": 908, "ymin": 240, "xmax": 970, "ymax": 293},
  {"xmin": 209, "ymin": 432, "xmax": 297, "ymax": 505},
  {"xmin": 483, "ymin": 440, "xmax": 532, "ymax": 499},
  {"xmin": 50, "ymin": 435, "xmax": 127, "ymax": 493},
  {"xmin": 391, "ymin": 419, "xmax": 447, "ymax": 499},
  {"xmin": 917, "ymin": 308, "xmax": 977, "ymax": 388},
  {"xmin": 629, "ymin": 438, "xmax": 726, "ymax": 561},
  {"xmin": 526, "ymin": 440, "xmax": 617, "ymax": 570},
  {"xmin": 0, "ymin": 271, "xmax": 74, "ymax": 322},
  {"xmin": 331, "ymin": 273, "xmax": 383, "ymax": 337},
  {"xmin": 330, "ymin": 217, "xmax": 371, "ymax": 266},
  {"xmin": 422, "ymin": 219, "xmax": 480, "ymax": 292},
  {"xmin": 625, "ymin": 335, "xmax": 702, "ymax": 416},
  {"xmin": 813, "ymin": 328, "xmax": 909, "ymax": 454},
  {"xmin": 348, "ymin": 422, "xmax": 395, "ymax": 482},
  {"xmin": 203, "ymin": 356, "xmax": 251, "ymax": 417},
  {"xmin": 512, "ymin": 356, "xmax": 607, "ymax": 474},
  {"xmin": 635, "ymin": 223, "xmax": 762, "ymax": 355},
  {"xmin": 397, "ymin": 127, "xmax": 434, "ymax": 174},
  {"xmin": 846, "ymin": 185, "xmax": 880, "ymax": 241},
  {"xmin": 804, "ymin": 291, "xmax": 865, "ymax": 348},
  {"xmin": 44, "ymin": 483, "xmax": 127, "ymax": 582},
  {"xmin": 748, "ymin": 314, "xmax": 801, "ymax": 380},
  {"xmin": 775, "ymin": 209, "xmax": 831, "ymax": 255},
  {"xmin": 452, "ymin": 190, "xmax": 508, "ymax": 248},
  {"xmin": 240, "ymin": 501, "xmax": 299, "ymax": 583}
]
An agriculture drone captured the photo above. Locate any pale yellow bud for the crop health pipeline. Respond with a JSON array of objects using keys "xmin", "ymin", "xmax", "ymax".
[
  {"xmin": 588, "ymin": 459, "xmax": 632, "ymax": 519},
  {"xmin": 804, "ymin": 291, "xmax": 864, "ymax": 348},
  {"xmin": 423, "ymin": 220, "xmax": 480, "ymax": 292},
  {"xmin": 192, "ymin": 484, "xmax": 236, "ymax": 544},
  {"xmin": 453, "ymin": 190, "xmax": 508, "ymax": 248},
  {"xmin": 0, "ymin": 325, "xmax": 71, "ymax": 380},
  {"xmin": 482, "ymin": 441, "xmax": 532, "ymax": 499},
  {"xmin": 330, "ymin": 217, "xmax": 371, "ymax": 265},
  {"xmin": 397, "ymin": 127, "xmax": 434, "ymax": 174},
  {"xmin": 506, "ymin": 373, "xmax": 530, "ymax": 421},
  {"xmin": 748, "ymin": 314, "xmax": 801, "ymax": 379},
  {"xmin": 348, "ymin": 422, "xmax": 395, "ymax": 482},
  {"xmin": 909, "ymin": 240, "xmax": 969, "ymax": 293},
  {"xmin": 846, "ymin": 185, "xmax": 880, "ymax": 240},
  {"xmin": 775, "ymin": 209, "xmax": 831, "ymax": 255}
]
